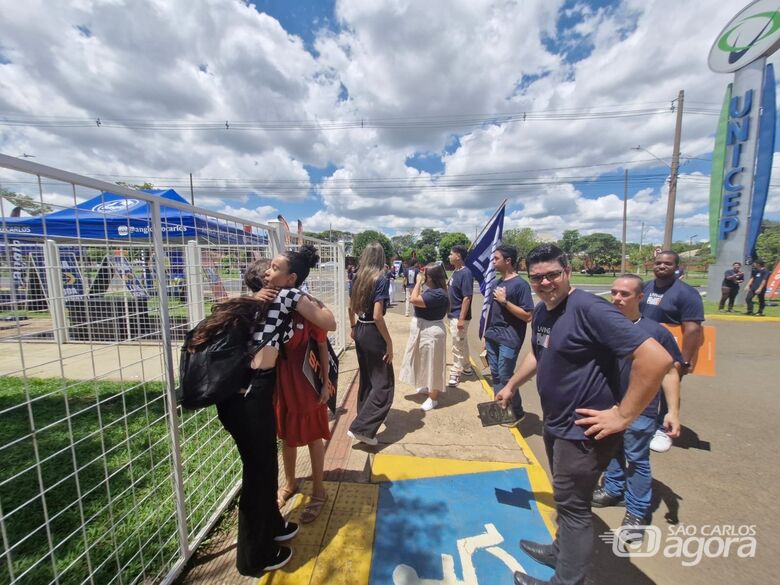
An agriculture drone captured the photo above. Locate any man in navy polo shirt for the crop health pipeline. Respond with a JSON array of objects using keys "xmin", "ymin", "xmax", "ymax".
[
  {"xmin": 496, "ymin": 245, "xmax": 672, "ymax": 585},
  {"xmin": 403, "ymin": 260, "xmax": 420, "ymax": 317},
  {"xmin": 591, "ymin": 274, "xmax": 682, "ymax": 545},
  {"xmin": 447, "ymin": 245, "xmax": 475, "ymax": 386},
  {"xmin": 745, "ymin": 259, "xmax": 770, "ymax": 316},
  {"xmin": 484, "ymin": 244, "xmax": 534, "ymax": 420},
  {"xmin": 640, "ymin": 250, "xmax": 703, "ymax": 452}
]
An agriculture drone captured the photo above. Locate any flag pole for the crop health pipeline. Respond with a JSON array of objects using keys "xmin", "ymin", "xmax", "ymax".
[{"xmin": 469, "ymin": 198, "xmax": 508, "ymax": 251}]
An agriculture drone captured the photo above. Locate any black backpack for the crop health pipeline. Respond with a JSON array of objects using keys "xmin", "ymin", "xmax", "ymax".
[{"xmin": 176, "ymin": 312, "xmax": 291, "ymax": 410}]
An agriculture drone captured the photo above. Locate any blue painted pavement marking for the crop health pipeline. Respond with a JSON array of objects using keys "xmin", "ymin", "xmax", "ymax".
[{"xmin": 370, "ymin": 468, "xmax": 555, "ymax": 584}]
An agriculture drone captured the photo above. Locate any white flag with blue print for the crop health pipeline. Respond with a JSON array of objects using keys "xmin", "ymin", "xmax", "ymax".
[{"xmin": 465, "ymin": 203, "xmax": 505, "ymax": 338}]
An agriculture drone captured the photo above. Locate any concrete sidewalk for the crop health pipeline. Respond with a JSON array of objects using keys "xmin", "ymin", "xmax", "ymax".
[
  {"xmin": 173, "ymin": 296, "xmax": 780, "ymax": 585},
  {"xmin": 175, "ymin": 305, "xmax": 552, "ymax": 585}
]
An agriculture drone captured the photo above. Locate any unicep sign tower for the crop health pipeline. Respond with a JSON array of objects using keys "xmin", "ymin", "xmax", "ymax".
[{"xmin": 706, "ymin": 0, "xmax": 780, "ymax": 302}]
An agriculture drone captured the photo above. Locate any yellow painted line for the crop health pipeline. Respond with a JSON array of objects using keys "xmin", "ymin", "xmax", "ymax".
[
  {"xmin": 371, "ymin": 453, "xmax": 528, "ymax": 483},
  {"xmin": 704, "ymin": 313, "xmax": 780, "ymax": 322},
  {"xmin": 258, "ymin": 481, "xmax": 378, "ymax": 585},
  {"xmin": 473, "ymin": 358, "xmax": 557, "ymax": 538}
]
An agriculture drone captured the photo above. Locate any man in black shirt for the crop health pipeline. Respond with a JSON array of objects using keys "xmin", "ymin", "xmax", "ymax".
[
  {"xmin": 496, "ymin": 245, "xmax": 672, "ymax": 585},
  {"xmin": 746, "ymin": 260, "xmax": 770, "ymax": 316}
]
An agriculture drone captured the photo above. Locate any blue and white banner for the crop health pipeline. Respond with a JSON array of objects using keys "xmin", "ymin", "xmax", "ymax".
[{"xmin": 465, "ymin": 203, "xmax": 505, "ymax": 338}]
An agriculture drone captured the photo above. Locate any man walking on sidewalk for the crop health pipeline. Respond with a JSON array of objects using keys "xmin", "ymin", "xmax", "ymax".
[
  {"xmin": 592, "ymin": 274, "xmax": 682, "ymax": 545},
  {"xmin": 640, "ymin": 251, "xmax": 703, "ymax": 453},
  {"xmin": 484, "ymin": 244, "xmax": 533, "ymax": 421},
  {"xmin": 447, "ymin": 245, "xmax": 475, "ymax": 386},
  {"xmin": 496, "ymin": 244, "xmax": 671, "ymax": 585}
]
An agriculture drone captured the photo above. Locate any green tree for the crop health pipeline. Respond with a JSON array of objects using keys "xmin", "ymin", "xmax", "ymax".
[
  {"xmin": 438, "ymin": 232, "xmax": 471, "ymax": 265},
  {"xmin": 417, "ymin": 228, "xmax": 443, "ymax": 248},
  {"xmin": 756, "ymin": 220, "xmax": 780, "ymax": 264},
  {"xmin": 416, "ymin": 244, "xmax": 438, "ymax": 265},
  {"xmin": 304, "ymin": 229, "xmax": 353, "ymax": 242},
  {"xmin": 352, "ymin": 230, "xmax": 393, "ymax": 262},
  {"xmin": 391, "ymin": 233, "xmax": 417, "ymax": 256},
  {"xmin": 115, "ymin": 181, "xmax": 155, "ymax": 190},
  {"xmin": 0, "ymin": 186, "xmax": 52, "ymax": 216},
  {"xmin": 581, "ymin": 232, "xmax": 622, "ymax": 273},
  {"xmin": 502, "ymin": 228, "xmax": 539, "ymax": 263},
  {"xmin": 558, "ymin": 229, "xmax": 584, "ymax": 255}
]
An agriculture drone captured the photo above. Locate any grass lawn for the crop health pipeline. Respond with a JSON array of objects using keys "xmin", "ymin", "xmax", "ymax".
[
  {"xmin": 568, "ymin": 272, "xmax": 708, "ymax": 287},
  {"xmin": 702, "ymin": 299, "xmax": 780, "ymax": 318},
  {"xmin": 0, "ymin": 377, "xmax": 240, "ymax": 584}
]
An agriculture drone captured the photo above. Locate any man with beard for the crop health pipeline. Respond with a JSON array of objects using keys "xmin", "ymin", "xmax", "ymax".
[{"xmin": 496, "ymin": 245, "xmax": 671, "ymax": 585}]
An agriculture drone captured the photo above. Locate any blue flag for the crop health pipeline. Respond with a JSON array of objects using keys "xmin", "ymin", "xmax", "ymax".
[{"xmin": 465, "ymin": 203, "xmax": 505, "ymax": 338}]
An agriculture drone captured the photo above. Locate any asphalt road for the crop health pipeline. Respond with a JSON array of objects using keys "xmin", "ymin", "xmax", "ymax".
[{"xmin": 466, "ymin": 291, "xmax": 779, "ymax": 585}]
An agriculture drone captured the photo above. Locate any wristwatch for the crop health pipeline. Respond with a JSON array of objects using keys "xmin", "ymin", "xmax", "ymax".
[{"xmin": 681, "ymin": 361, "xmax": 692, "ymax": 371}]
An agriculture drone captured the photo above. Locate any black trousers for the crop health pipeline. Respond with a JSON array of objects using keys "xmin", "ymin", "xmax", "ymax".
[
  {"xmin": 719, "ymin": 285, "xmax": 739, "ymax": 310},
  {"xmin": 349, "ymin": 322, "xmax": 394, "ymax": 438},
  {"xmin": 543, "ymin": 430, "xmax": 622, "ymax": 585},
  {"xmin": 745, "ymin": 289, "xmax": 766, "ymax": 314},
  {"xmin": 217, "ymin": 371, "xmax": 284, "ymax": 576}
]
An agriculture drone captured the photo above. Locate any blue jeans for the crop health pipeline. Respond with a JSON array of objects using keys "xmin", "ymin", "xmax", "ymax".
[
  {"xmin": 485, "ymin": 338, "xmax": 523, "ymax": 417},
  {"xmin": 602, "ymin": 414, "xmax": 656, "ymax": 519}
]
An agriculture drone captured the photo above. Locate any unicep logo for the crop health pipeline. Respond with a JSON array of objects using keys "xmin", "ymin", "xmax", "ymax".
[
  {"xmin": 709, "ymin": 0, "xmax": 780, "ymax": 73},
  {"xmin": 92, "ymin": 199, "xmax": 142, "ymax": 214},
  {"xmin": 600, "ymin": 524, "xmax": 757, "ymax": 567}
]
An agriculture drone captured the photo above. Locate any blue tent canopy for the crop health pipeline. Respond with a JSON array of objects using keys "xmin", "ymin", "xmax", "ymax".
[{"xmin": 1, "ymin": 189, "xmax": 266, "ymax": 245}]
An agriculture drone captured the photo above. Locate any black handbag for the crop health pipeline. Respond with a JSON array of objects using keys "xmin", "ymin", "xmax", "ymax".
[
  {"xmin": 301, "ymin": 336, "xmax": 339, "ymax": 414},
  {"xmin": 176, "ymin": 311, "xmax": 291, "ymax": 410}
]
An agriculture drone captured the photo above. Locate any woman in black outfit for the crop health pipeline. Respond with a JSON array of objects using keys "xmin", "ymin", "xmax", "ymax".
[
  {"xmin": 187, "ymin": 258, "xmax": 335, "ymax": 576},
  {"xmin": 347, "ymin": 242, "xmax": 394, "ymax": 446}
]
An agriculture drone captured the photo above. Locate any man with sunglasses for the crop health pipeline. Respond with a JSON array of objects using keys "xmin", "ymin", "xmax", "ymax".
[
  {"xmin": 640, "ymin": 251, "xmax": 703, "ymax": 453},
  {"xmin": 496, "ymin": 244, "xmax": 672, "ymax": 585}
]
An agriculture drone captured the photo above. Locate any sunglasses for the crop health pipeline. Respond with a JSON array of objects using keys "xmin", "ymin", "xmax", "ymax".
[{"xmin": 528, "ymin": 270, "xmax": 565, "ymax": 284}]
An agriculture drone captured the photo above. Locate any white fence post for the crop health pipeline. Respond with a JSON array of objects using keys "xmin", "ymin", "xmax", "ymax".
[
  {"xmin": 43, "ymin": 239, "xmax": 68, "ymax": 345},
  {"xmin": 185, "ymin": 241, "xmax": 205, "ymax": 327},
  {"xmin": 150, "ymin": 201, "xmax": 191, "ymax": 561},
  {"xmin": 268, "ymin": 220, "xmax": 285, "ymax": 255},
  {"xmin": 336, "ymin": 240, "xmax": 347, "ymax": 352}
]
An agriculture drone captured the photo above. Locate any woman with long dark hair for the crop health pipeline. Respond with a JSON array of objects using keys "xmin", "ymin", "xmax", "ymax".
[
  {"xmin": 188, "ymin": 258, "xmax": 334, "ymax": 576},
  {"xmin": 347, "ymin": 242, "xmax": 393, "ymax": 446},
  {"xmin": 268, "ymin": 246, "xmax": 337, "ymax": 524},
  {"xmin": 400, "ymin": 263, "xmax": 449, "ymax": 411}
]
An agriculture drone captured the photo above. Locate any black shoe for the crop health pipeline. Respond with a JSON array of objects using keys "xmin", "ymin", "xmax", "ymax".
[
  {"xmin": 519, "ymin": 540, "xmax": 556, "ymax": 569},
  {"xmin": 274, "ymin": 521, "xmax": 299, "ymax": 542},
  {"xmin": 592, "ymin": 487, "xmax": 625, "ymax": 508},
  {"xmin": 617, "ymin": 511, "xmax": 646, "ymax": 547},
  {"xmin": 745, "ymin": 311, "xmax": 754, "ymax": 315},
  {"xmin": 513, "ymin": 571, "xmax": 549, "ymax": 585},
  {"xmin": 508, "ymin": 410, "xmax": 526, "ymax": 427},
  {"xmin": 262, "ymin": 546, "xmax": 293, "ymax": 571}
]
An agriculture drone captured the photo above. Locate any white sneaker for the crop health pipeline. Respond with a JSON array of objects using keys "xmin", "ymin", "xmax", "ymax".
[
  {"xmin": 421, "ymin": 398, "xmax": 438, "ymax": 411},
  {"xmin": 649, "ymin": 429, "xmax": 672, "ymax": 453},
  {"xmin": 447, "ymin": 375, "xmax": 459, "ymax": 387},
  {"xmin": 416, "ymin": 386, "xmax": 429, "ymax": 394},
  {"xmin": 347, "ymin": 430, "xmax": 378, "ymax": 446}
]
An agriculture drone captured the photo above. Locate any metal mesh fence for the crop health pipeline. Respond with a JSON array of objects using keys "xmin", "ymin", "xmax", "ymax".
[{"xmin": 0, "ymin": 154, "xmax": 346, "ymax": 584}]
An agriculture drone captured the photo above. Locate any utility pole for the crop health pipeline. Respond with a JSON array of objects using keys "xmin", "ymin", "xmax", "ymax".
[
  {"xmin": 189, "ymin": 173, "xmax": 195, "ymax": 206},
  {"xmin": 638, "ymin": 221, "xmax": 646, "ymax": 256},
  {"xmin": 663, "ymin": 89, "xmax": 684, "ymax": 249},
  {"xmin": 622, "ymin": 169, "xmax": 628, "ymax": 273}
]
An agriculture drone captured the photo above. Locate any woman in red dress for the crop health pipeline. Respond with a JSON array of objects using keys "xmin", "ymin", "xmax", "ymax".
[{"xmin": 265, "ymin": 245, "xmax": 335, "ymax": 523}]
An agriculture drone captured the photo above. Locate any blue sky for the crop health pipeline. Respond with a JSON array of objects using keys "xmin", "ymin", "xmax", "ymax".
[{"xmin": 1, "ymin": 0, "xmax": 778, "ymax": 244}]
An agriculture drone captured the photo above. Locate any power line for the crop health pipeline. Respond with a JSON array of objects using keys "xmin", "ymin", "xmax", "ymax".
[{"xmin": 0, "ymin": 105, "xmax": 720, "ymax": 132}]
